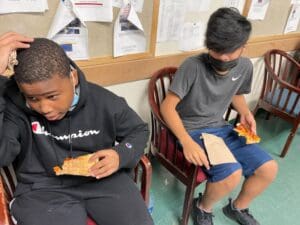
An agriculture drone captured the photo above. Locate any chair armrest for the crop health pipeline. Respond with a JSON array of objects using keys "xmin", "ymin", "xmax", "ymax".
[
  {"xmin": 0, "ymin": 178, "xmax": 11, "ymax": 225},
  {"xmin": 151, "ymin": 112, "xmax": 184, "ymax": 152},
  {"xmin": 135, "ymin": 155, "xmax": 152, "ymax": 206},
  {"xmin": 150, "ymin": 107, "xmax": 168, "ymax": 128}
]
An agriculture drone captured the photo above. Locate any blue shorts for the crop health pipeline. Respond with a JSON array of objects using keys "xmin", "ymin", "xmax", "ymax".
[{"xmin": 189, "ymin": 125, "xmax": 273, "ymax": 183}]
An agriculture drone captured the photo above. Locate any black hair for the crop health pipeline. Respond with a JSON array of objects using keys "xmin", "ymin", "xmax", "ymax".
[
  {"xmin": 205, "ymin": 7, "xmax": 252, "ymax": 53},
  {"xmin": 14, "ymin": 38, "xmax": 70, "ymax": 83}
]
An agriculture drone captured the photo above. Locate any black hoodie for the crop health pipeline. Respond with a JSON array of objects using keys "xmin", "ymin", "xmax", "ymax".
[{"xmin": 0, "ymin": 60, "xmax": 149, "ymax": 196}]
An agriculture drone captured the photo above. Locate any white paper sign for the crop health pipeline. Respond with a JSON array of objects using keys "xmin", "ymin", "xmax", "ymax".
[
  {"xmin": 223, "ymin": 0, "xmax": 245, "ymax": 14},
  {"xmin": 71, "ymin": 0, "xmax": 113, "ymax": 22},
  {"xmin": 0, "ymin": 0, "xmax": 48, "ymax": 14},
  {"xmin": 112, "ymin": 0, "xmax": 144, "ymax": 13},
  {"xmin": 113, "ymin": 0, "xmax": 123, "ymax": 7},
  {"xmin": 157, "ymin": 0, "xmax": 185, "ymax": 42},
  {"xmin": 48, "ymin": 0, "xmax": 89, "ymax": 60},
  {"xmin": 284, "ymin": 4, "xmax": 300, "ymax": 34},
  {"xmin": 291, "ymin": 0, "xmax": 300, "ymax": 4},
  {"xmin": 179, "ymin": 22, "xmax": 205, "ymax": 52},
  {"xmin": 114, "ymin": 3, "xmax": 146, "ymax": 57},
  {"xmin": 247, "ymin": 0, "xmax": 270, "ymax": 20},
  {"xmin": 187, "ymin": 0, "xmax": 211, "ymax": 12},
  {"xmin": 52, "ymin": 24, "xmax": 89, "ymax": 60}
]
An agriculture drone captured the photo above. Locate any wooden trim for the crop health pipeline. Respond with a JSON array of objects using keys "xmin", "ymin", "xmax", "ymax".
[
  {"xmin": 81, "ymin": 33, "xmax": 300, "ymax": 86},
  {"xmin": 242, "ymin": 0, "xmax": 252, "ymax": 16},
  {"xmin": 149, "ymin": 0, "xmax": 159, "ymax": 56}
]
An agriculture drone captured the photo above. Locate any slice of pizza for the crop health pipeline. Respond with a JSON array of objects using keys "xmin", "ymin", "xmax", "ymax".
[
  {"xmin": 53, "ymin": 153, "xmax": 95, "ymax": 177},
  {"xmin": 234, "ymin": 123, "xmax": 261, "ymax": 144}
]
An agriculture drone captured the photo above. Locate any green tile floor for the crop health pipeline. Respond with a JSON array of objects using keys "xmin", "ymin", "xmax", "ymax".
[{"xmin": 150, "ymin": 111, "xmax": 300, "ymax": 225}]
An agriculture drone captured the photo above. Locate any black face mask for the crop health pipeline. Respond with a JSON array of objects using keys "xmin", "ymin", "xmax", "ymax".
[{"xmin": 209, "ymin": 55, "xmax": 239, "ymax": 72}]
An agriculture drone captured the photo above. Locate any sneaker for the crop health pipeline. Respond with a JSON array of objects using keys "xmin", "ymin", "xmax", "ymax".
[
  {"xmin": 222, "ymin": 198, "xmax": 260, "ymax": 225},
  {"xmin": 192, "ymin": 193, "xmax": 214, "ymax": 225}
]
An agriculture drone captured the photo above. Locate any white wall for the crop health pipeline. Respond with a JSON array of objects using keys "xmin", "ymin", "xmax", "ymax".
[
  {"xmin": 106, "ymin": 78, "xmax": 151, "ymax": 123},
  {"xmin": 106, "ymin": 57, "xmax": 266, "ymax": 124}
]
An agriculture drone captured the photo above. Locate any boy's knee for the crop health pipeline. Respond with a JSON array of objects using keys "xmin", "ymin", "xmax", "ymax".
[
  {"xmin": 219, "ymin": 169, "xmax": 242, "ymax": 191},
  {"xmin": 256, "ymin": 160, "xmax": 278, "ymax": 182}
]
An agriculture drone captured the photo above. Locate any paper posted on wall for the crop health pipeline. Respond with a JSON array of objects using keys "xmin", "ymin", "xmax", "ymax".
[
  {"xmin": 284, "ymin": 4, "xmax": 300, "ymax": 34},
  {"xmin": 113, "ymin": 1, "xmax": 146, "ymax": 57},
  {"xmin": 179, "ymin": 22, "xmax": 205, "ymax": 52},
  {"xmin": 223, "ymin": 0, "xmax": 245, "ymax": 14},
  {"xmin": 0, "ymin": 0, "xmax": 48, "ymax": 14},
  {"xmin": 48, "ymin": 0, "xmax": 89, "ymax": 60},
  {"xmin": 247, "ymin": 0, "xmax": 270, "ymax": 20},
  {"xmin": 157, "ymin": 0, "xmax": 185, "ymax": 42},
  {"xmin": 113, "ymin": 0, "xmax": 145, "ymax": 13},
  {"xmin": 71, "ymin": 0, "xmax": 113, "ymax": 22}
]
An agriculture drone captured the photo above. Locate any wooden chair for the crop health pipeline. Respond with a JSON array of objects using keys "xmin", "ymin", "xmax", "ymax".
[
  {"xmin": 0, "ymin": 155, "xmax": 152, "ymax": 225},
  {"xmin": 148, "ymin": 66, "xmax": 238, "ymax": 225},
  {"xmin": 253, "ymin": 49, "xmax": 300, "ymax": 157}
]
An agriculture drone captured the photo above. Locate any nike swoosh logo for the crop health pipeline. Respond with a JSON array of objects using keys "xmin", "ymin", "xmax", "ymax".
[{"xmin": 232, "ymin": 74, "xmax": 242, "ymax": 81}]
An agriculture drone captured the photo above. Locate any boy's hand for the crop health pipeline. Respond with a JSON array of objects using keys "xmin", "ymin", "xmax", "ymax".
[
  {"xmin": 182, "ymin": 138, "xmax": 210, "ymax": 170},
  {"xmin": 89, "ymin": 149, "xmax": 120, "ymax": 179},
  {"xmin": 0, "ymin": 32, "xmax": 33, "ymax": 74},
  {"xmin": 240, "ymin": 112, "xmax": 257, "ymax": 135}
]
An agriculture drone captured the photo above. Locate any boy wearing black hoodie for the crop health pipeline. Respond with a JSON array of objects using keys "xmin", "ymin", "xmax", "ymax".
[{"xmin": 0, "ymin": 38, "xmax": 153, "ymax": 225}]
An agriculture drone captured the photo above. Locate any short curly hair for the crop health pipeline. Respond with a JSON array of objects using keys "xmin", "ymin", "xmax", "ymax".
[
  {"xmin": 14, "ymin": 38, "xmax": 70, "ymax": 83},
  {"xmin": 205, "ymin": 7, "xmax": 252, "ymax": 53}
]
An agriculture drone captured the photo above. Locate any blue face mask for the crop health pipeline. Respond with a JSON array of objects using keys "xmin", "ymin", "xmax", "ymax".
[
  {"xmin": 71, "ymin": 92, "xmax": 79, "ymax": 108},
  {"xmin": 69, "ymin": 88, "xmax": 80, "ymax": 111},
  {"xmin": 69, "ymin": 71, "xmax": 79, "ymax": 111}
]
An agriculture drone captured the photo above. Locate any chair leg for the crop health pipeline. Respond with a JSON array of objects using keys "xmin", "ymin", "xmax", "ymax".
[
  {"xmin": 280, "ymin": 124, "xmax": 299, "ymax": 157},
  {"xmin": 181, "ymin": 184, "xmax": 197, "ymax": 225}
]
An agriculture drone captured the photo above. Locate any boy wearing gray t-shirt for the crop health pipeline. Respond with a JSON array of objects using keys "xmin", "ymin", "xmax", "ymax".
[{"xmin": 160, "ymin": 7, "xmax": 278, "ymax": 225}]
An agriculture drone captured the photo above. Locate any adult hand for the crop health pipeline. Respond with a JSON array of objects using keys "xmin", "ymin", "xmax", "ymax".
[
  {"xmin": 240, "ymin": 112, "xmax": 257, "ymax": 135},
  {"xmin": 0, "ymin": 32, "xmax": 33, "ymax": 74},
  {"xmin": 181, "ymin": 138, "xmax": 210, "ymax": 170},
  {"xmin": 89, "ymin": 149, "xmax": 120, "ymax": 179}
]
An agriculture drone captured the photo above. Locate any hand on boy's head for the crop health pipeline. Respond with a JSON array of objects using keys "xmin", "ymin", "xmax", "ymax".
[
  {"xmin": 89, "ymin": 149, "xmax": 120, "ymax": 179},
  {"xmin": 0, "ymin": 32, "xmax": 33, "ymax": 74}
]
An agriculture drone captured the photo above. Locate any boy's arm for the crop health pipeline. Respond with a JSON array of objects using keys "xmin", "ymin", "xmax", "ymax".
[
  {"xmin": 160, "ymin": 92, "xmax": 210, "ymax": 169},
  {"xmin": 232, "ymin": 95, "xmax": 257, "ymax": 134},
  {"xmin": 0, "ymin": 97, "xmax": 21, "ymax": 167},
  {"xmin": 90, "ymin": 97, "xmax": 149, "ymax": 179}
]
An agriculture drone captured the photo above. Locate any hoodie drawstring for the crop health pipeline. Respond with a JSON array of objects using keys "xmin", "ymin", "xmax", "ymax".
[{"xmin": 68, "ymin": 117, "xmax": 73, "ymax": 158}]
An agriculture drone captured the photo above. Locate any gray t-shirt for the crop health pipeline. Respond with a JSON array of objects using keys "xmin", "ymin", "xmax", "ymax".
[{"xmin": 169, "ymin": 53, "xmax": 253, "ymax": 131}]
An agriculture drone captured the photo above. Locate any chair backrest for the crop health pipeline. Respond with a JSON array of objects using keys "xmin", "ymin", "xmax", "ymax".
[
  {"xmin": 0, "ymin": 156, "xmax": 152, "ymax": 225},
  {"xmin": 262, "ymin": 49, "xmax": 300, "ymax": 117},
  {"xmin": 0, "ymin": 166, "xmax": 16, "ymax": 225}
]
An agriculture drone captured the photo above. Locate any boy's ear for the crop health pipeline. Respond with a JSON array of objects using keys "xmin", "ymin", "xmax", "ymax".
[{"xmin": 71, "ymin": 69, "xmax": 79, "ymax": 86}]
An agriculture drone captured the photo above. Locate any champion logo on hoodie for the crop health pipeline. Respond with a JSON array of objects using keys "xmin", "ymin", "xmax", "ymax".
[
  {"xmin": 31, "ymin": 121, "xmax": 42, "ymax": 133},
  {"xmin": 31, "ymin": 121, "xmax": 100, "ymax": 140}
]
